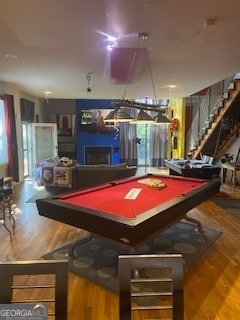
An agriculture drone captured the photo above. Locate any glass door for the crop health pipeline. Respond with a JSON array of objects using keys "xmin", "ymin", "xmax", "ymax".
[
  {"xmin": 32, "ymin": 123, "xmax": 58, "ymax": 165},
  {"xmin": 22, "ymin": 123, "xmax": 33, "ymax": 178},
  {"xmin": 136, "ymin": 123, "xmax": 150, "ymax": 168}
]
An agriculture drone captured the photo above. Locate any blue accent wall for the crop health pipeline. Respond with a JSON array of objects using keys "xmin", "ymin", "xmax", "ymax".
[{"xmin": 76, "ymin": 99, "xmax": 120, "ymax": 164}]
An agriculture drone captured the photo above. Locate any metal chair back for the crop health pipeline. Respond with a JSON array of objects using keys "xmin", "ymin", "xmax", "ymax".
[
  {"xmin": 118, "ymin": 254, "xmax": 184, "ymax": 320},
  {"xmin": 0, "ymin": 259, "xmax": 69, "ymax": 320}
]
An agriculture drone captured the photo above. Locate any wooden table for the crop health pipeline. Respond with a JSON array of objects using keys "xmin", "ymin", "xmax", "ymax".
[{"xmin": 221, "ymin": 162, "xmax": 240, "ymax": 192}]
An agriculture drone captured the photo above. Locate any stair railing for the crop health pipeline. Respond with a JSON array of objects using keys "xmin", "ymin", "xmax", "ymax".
[{"xmin": 186, "ymin": 74, "xmax": 235, "ymax": 158}]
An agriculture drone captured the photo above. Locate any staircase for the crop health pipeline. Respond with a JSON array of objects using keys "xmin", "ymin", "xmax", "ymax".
[{"xmin": 189, "ymin": 74, "xmax": 240, "ymax": 161}]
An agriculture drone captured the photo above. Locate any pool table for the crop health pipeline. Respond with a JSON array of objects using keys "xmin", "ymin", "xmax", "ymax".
[{"xmin": 36, "ymin": 173, "xmax": 220, "ymax": 250}]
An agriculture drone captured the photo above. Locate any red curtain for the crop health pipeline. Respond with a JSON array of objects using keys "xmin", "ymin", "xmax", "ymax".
[{"xmin": 3, "ymin": 94, "xmax": 19, "ymax": 182}]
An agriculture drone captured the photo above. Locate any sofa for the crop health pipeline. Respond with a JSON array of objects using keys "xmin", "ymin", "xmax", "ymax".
[
  {"xmin": 36, "ymin": 161, "xmax": 137, "ymax": 194},
  {"xmin": 76, "ymin": 163, "xmax": 137, "ymax": 189}
]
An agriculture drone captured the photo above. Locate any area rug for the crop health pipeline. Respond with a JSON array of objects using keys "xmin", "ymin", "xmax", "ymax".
[
  {"xmin": 211, "ymin": 191, "xmax": 230, "ymax": 198},
  {"xmin": 210, "ymin": 198, "xmax": 240, "ymax": 220},
  {"xmin": 26, "ymin": 189, "xmax": 53, "ymax": 203},
  {"xmin": 42, "ymin": 221, "xmax": 221, "ymax": 294}
]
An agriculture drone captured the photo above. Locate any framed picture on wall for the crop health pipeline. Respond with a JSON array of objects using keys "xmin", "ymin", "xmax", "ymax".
[{"xmin": 58, "ymin": 114, "xmax": 72, "ymax": 136}]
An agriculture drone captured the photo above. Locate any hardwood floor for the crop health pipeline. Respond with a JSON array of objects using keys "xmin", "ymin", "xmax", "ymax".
[{"xmin": 1, "ymin": 172, "xmax": 240, "ymax": 320}]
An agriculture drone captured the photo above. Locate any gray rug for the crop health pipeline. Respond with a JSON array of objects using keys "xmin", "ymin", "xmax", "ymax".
[
  {"xmin": 26, "ymin": 189, "xmax": 53, "ymax": 203},
  {"xmin": 26, "ymin": 188, "xmax": 67, "ymax": 202},
  {"xmin": 42, "ymin": 221, "xmax": 221, "ymax": 294},
  {"xmin": 211, "ymin": 198, "xmax": 240, "ymax": 220}
]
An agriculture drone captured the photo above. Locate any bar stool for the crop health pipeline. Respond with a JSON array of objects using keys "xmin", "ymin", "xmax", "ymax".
[{"xmin": 0, "ymin": 187, "xmax": 15, "ymax": 240}]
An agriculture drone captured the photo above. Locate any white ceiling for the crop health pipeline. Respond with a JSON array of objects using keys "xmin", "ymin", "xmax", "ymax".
[{"xmin": 1, "ymin": 0, "xmax": 240, "ymax": 100}]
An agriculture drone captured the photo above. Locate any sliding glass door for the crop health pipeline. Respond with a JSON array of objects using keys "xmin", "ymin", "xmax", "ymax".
[{"xmin": 22, "ymin": 123, "xmax": 33, "ymax": 178}]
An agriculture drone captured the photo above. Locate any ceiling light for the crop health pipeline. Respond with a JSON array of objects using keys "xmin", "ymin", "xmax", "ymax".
[
  {"xmin": 107, "ymin": 35, "xmax": 118, "ymax": 51},
  {"xmin": 104, "ymin": 110, "xmax": 116, "ymax": 122},
  {"xmin": 168, "ymin": 85, "xmax": 177, "ymax": 95},
  {"xmin": 5, "ymin": 53, "xmax": 18, "ymax": 60},
  {"xmin": 104, "ymin": 108, "xmax": 133, "ymax": 123},
  {"xmin": 168, "ymin": 85, "xmax": 177, "ymax": 89},
  {"xmin": 115, "ymin": 109, "xmax": 133, "ymax": 122},
  {"xmin": 154, "ymin": 112, "xmax": 171, "ymax": 125},
  {"xmin": 130, "ymin": 110, "xmax": 155, "ymax": 124},
  {"xmin": 203, "ymin": 18, "xmax": 216, "ymax": 29},
  {"xmin": 105, "ymin": 33, "xmax": 171, "ymax": 124},
  {"xmin": 44, "ymin": 91, "xmax": 51, "ymax": 103}
]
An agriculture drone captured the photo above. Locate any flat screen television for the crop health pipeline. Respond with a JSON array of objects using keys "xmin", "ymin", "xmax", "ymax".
[{"xmin": 79, "ymin": 109, "xmax": 117, "ymax": 133}]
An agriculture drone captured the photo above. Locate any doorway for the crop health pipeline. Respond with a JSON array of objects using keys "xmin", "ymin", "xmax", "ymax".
[
  {"xmin": 22, "ymin": 123, "xmax": 58, "ymax": 178},
  {"xmin": 136, "ymin": 123, "xmax": 150, "ymax": 168},
  {"xmin": 22, "ymin": 123, "xmax": 33, "ymax": 178}
]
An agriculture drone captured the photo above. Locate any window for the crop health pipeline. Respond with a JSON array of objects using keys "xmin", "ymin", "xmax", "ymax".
[
  {"xmin": 135, "ymin": 99, "xmax": 151, "ymax": 167},
  {"xmin": 0, "ymin": 99, "xmax": 8, "ymax": 165},
  {"xmin": 136, "ymin": 123, "xmax": 150, "ymax": 167}
]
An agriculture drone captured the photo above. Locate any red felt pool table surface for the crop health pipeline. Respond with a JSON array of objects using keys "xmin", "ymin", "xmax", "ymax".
[{"xmin": 59, "ymin": 175, "xmax": 208, "ymax": 219}]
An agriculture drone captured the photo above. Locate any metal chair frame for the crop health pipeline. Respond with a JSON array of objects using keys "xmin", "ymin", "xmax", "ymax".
[
  {"xmin": 118, "ymin": 254, "xmax": 184, "ymax": 320},
  {"xmin": 0, "ymin": 259, "xmax": 69, "ymax": 320}
]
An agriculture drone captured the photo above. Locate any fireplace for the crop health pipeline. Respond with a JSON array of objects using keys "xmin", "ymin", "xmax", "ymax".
[{"xmin": 85, "ymin": 146, "xmax": 112, "ymax": 165}]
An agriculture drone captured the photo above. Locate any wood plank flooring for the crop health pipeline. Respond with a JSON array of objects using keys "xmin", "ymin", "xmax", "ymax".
[{"xmin": 1, "ymin": 170, "xmax": 240, "ymax": 319}]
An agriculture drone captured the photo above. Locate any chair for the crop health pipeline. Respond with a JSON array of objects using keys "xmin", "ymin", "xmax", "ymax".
[
  {"xmin": 0, "ymin": 259, "xmax": 69, "ymax": 320},
  {"xmin": 118, "ymin": 254, "xmax": 184, "ymax": 320},
  {"xmin": 0, "ymin": 187, "xmax": 15, "ymax": 239}
]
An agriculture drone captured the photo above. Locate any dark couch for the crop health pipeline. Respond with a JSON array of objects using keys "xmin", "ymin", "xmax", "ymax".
[
  {"xmin": 44, "ymin": 163, "xmax": 137, "ymax": 194},
  {"xmin": 76, "ymin": 163, "xmax": 137, "ymax": 189}
]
